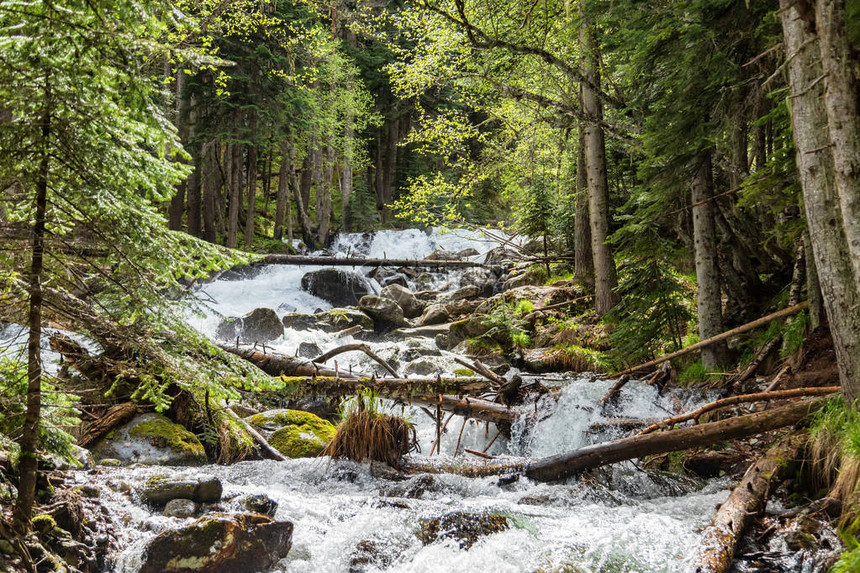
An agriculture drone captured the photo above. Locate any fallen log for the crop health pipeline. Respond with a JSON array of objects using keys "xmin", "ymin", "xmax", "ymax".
[
  {"xmin": 454, "ymin": 356, "xmax": 505, "ymax": 387},
  {"xmin": 692, "ymin": 434, "xmax": 805, "ymax": 573},
  {"xmin": 731, "ymin": 336, "xmax": 782, "ymax": 386},
  {"xmin": 404, "ymin": 395, "xmax": 518, "ymax": 425},
  {"xmin": 596, "ymin": 375, "xmax": 630, "ymax": 409},
  {"xmin": 313, "ymin": 343, "xmax": 399, "ymax": 378},
  {"xmin": 218, "ymin": 344, "xmax": 342, "ymax": 378},
  {"xmin": 636, "ymin": 386, "xmax": 838, "ymax": 435},
  {"xmin": 258, "ymin": 255, "xmax": 484, "ymax": 268},
  {"xmin": 223, "ymin": 408, "xmax": 287, "ymax": 462},
  {"xmin": 78, "ymin": 402, "xmax": 137, "ymax": 447},
  {"xmin": 522, "ymin": 396, "xmax": 826, "ymax": 482},
  {"xmin": 613, "ymin": 302, "xmax": 810, "ymax": 377},
  {"xmin": 278, "ymin": 374, "xmax": 492, "ymax": 398},
  {"xmin": 587, "ymin": 417, "xmax": 659, "ymax": 434}
]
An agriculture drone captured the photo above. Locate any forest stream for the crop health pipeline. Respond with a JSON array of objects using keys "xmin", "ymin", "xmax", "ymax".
[{"xmin": 58, "ymin": 229, "xmax": 768, "ymax": 572}]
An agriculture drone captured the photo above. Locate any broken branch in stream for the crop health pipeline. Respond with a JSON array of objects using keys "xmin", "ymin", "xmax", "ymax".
[
  {"xmin": 636, "ymin": 386, "xmax": 838, "ymax": 435},
  {"xmin": 313, "ymin": 343, "xmax": 399, "ymax": 378}
]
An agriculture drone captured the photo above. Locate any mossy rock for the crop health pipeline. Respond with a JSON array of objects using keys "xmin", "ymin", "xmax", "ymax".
[
  {"xmin": 316, "ymin": 308, "xmax": 373, "ymax": 332},
  {"xmin": 247, "ymin": 409, "xmax": 336, "ymax": 458},
  {"xmin": 91, "ymin": 413, "xmax": 206, "ymax": 466},
  {"xmin": 417, "ymin": 512, "xmax": 508, "ymax": 549}
]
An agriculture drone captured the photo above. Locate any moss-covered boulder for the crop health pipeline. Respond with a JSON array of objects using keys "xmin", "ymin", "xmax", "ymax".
[
  {"xmin": 138, "ymin": 513, "xmax": 293, "ymax": 573},
  {"xmin": 247, "ymin": 409, "xmax": 336, "ymax": 458},
  {"xmin": 359, "ymin": 295, "xmax": 408, "ymax": 332},
  {"xmin": 91, "ymin": 413, "xmax": 206, "ymax": 466},
  {"xmin": 316, "ymin": 308, "xmax": 374, "ymax": 332}
]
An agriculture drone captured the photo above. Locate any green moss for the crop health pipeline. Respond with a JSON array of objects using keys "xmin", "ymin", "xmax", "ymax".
[
  {"xmin": 129, "ymin": 418, "xmax": 205, "ymax": 460},
  {"xmin": 32, "ymin": 514, "xmax": 57, "ymax": 533},
  {"xmin": 453, "ymin": 368, "xmax": 474, "ymax": 377},
  {"xmin": 250, "ymin": 409, "xmax": 336, "ymax": 458}
]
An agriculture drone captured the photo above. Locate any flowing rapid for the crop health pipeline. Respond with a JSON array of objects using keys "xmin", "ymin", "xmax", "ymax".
[{"xmin": 43, "ymin": 228, "xmax": 735, "ymax": 572}]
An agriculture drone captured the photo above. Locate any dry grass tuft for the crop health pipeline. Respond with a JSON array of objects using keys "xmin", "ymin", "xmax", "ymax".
[{"xmin": 324, "ymin": 389, "xmax": 417, "ymax": 468}]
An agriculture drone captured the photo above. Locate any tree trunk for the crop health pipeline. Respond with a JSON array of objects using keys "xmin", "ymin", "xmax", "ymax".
[
  {"xmin": 691, "ymin": 150, "xmax": 728, "ymax": 369},
  {"xmin": 523, "ymin": 397, "xmax": 826, "ymax": 482},
  {"xmin": 342, "ymin": 134, "xmax": 354, "ymax": 231},
  {"xmin": 17, "ymin": 78, "xmax": 50, "ymax": 528},
  {"xmin": 243, "ymin": 118, "xmax": 258, "ymax": 248},
  {"xmin": 167, "ymin": 70, "xmax": 187, "ymax": 231},
  {"xmin": 187, "ymin": 151, "xmax": 202, "ymax": 237},
  {"xmin": 201, "ymin": 140, "xmax": 219, "ymax": 244},
  {"xmin": 299, "ymin": 154, "xmax": 313, "ymax": 218},
  {"xmin": 226, "ymin": 142, "xmax": 242, "ymax": 249},
  {"xmin": 780, "ymin": 0, "xmax": 860, "ymax": 401},
  {"xmin": 693, "ymin": 435, "xmax": 805, "ymax": 572},
  {"xmin": 574, "ymin": 121, "xmax": 593, "ymax": 285},
  {"xmin": 317, "ymin": 145, "xmax": 333, "ymax": 246},
  {"xmin": 273, "ymin": 141, "xmax": 290, "ymax": 241},
  {"xmin": 580, "ymin": 19, "xmax": 617, "ymax": 314},
  {"xmin": 291, "ymin": 144, "xmax": 316, "ymax": 249}
]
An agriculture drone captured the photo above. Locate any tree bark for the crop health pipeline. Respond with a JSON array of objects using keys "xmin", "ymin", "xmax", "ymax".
[
  {"xmin": 317, "ymin": 145, "xmax": 334, "ymax": 246},
  {"xmin": 167, "ymin": 70, "xmax": 187, "ymax": 231},
  {"xmin": 78, "ymin": 403, "xmax": 137, "ymax": 448},
  {"xmin": 202, "ymin": 140, "xmax": 220, "ymax": 244},
  {"xmin": 780, "ymin": 0, "xmax": 860, "ymax": 401},
  {"xmin": 580, "ymin": 19, "xmax": 617, "ymax": 314},
  {"xmin": 273, "ymin": 141, "xmax": 290, "ymax": 241},
  {"xmin": 691, "ymin": 150, "xmax": 728, "ymax": 369},
  {"xmin": 243, "ymin": 115, "xmax": 258, "ymax": 248},
  {"xmin": 257, "ymin": 255, "xmax": 483, "ymax": 268},
  {"xmin": 692, "ymin": 435, "xmax": 805, "ymax": 573},
  {"xmin": 574, "ymin": 121, "xmax": 593, "ymax": 285},
  {"xmin": 523, "ymin": 397, "xmax": 826, "ymax": 482},
  {"xmin": 292, "ymin": 145, "xmax": 315, "ymax": 249},
  {"xmin": 17, "ymin": 77, "xmax": 50, "ymax": 527},
  {"xmin": 226, "ymin": 142, "xmax": 242, "ymax": 249}
]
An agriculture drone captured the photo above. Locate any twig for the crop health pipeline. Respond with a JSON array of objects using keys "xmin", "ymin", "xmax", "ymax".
[{"xmin": 313, "ymin": 343, "xmax": 399, "ymax": 378}]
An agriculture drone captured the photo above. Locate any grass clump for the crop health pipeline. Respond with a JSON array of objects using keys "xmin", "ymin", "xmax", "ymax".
[
  {"xmin": 325, "ymin": 388, "xmax": 417, "ymax": 468},
  {"xmin": 808, "ymin": 397, "xmax": 860, "ymax": 520}
]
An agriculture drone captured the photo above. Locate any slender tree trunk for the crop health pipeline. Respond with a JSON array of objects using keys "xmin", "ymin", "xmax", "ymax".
[
  {"xmin": 580, "ymin": 19, "xmax": 617, "ymax": 314},
  {"xmin": 186, "ymin": 101, "xmax": 201, "ymax": 237},
  {"xmin": 167, "ymin": 70, "xmax": 187, "ymax": 231},
  {"xmin": 226, "ymin": 142, "xmax": 242, "ymax": 249},
  {"xmin": 273, "ymin": 141, "xmax": 290, "ymax": 241},
  {"xmin": 299, "ymin": 154, "xmax": 313, "ymax": 218},
  {"xmin": 317, "ymin": 145, "xmax": 334, "ymax": 245},
  {"xmin": 692, "ymin": 150, "xmax": 728, "ymax": 369},
  {"xmin": 202, "ymin": 140, "xmax": 219, "ymax": 243},
  {"xmin": 17, "ymin": 78, "xmax": 51, "ymax": 528},
  {"xmin": 262, "ymin": 149, "xmax": 272, "ymax": 218},
  {"xmin": 291, "ymin": 143, "xmax": 316, "ymax": 249},
  {"xmin": 574, "ymin": 120, "xmax": 593, "ymax": 286},
  {"xmin": 780, "ymin": 0, "xmax": 860, "ymax": 401},
  {"xmin": 244, "ymin": 116, "xmax": 258, "ymax": 248},
  {"xmin": 342, "ymin": 127, "xmax": 354, "ymax": 231}
]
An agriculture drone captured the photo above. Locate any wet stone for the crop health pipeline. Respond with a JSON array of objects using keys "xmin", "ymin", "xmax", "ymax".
[
  {"xmin": 417, "ymin": 512, "xmax": 509, "ymax": 549},
  {"xmin": 239, "ymin": 493, "xmax": 278, "ymax": 517},
  {"xmin": 163, "ymin": 498, "xmax": 197, "ymax": 518}
]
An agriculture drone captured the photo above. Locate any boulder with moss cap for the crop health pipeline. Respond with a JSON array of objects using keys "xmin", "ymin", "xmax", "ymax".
[
  {"xmin": 91, "ymin": 413, "xmax": 207, "ymax": 466},
  {"xmin": 247, "ymin": 409, "xmax": 336, "ymax": 458}
]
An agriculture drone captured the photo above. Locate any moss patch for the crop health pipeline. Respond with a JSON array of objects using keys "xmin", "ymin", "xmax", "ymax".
[
  {"xmin": 249, "ymin": 409, "xmax": 336, "ymax": 458},
  {"xmin": 128, "ymin": 418, "xmax": 205, "ymax": 460}
]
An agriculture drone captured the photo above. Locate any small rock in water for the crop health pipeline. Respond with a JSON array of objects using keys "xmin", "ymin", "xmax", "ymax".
[
  {"xmin": 417, "ymin": 512, "xmax": 508, "ymax": 549},
  {"xmin": 139, "ymin": 474, "xmax": 222, "ymax": 506},
  {"xmin": 239, "ymin": 493, "xmax": 278, "ymax": 517},
  {"xmin": 163, "ymin": 498, "xmax": 197, "ymax": 518},
  {"xmin": 298, "ymin": 341, "xmax": 322, "ymax": 358},
  {"xmin": 138, "ymin": 513, "xmax": 293, "ymax": 573}
]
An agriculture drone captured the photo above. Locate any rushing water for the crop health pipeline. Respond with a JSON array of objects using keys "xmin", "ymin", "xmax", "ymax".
[{"xmin": 5, "ymin": 228, "xmax": 736, "ymax": 572}]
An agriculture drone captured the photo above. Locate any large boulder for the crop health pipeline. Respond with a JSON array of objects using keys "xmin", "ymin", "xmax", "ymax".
[
  {"xmin": 138, "ymin": 513, "xmax": 293, "ymax": 573},
  {"xmin": 215, "ymin": 307, "xmax": 284, "ymax": 343},
  {"xmin": 447, "ymin": 317, "xmax": 492, "ymax": 349},
  {"xmin": 502, "ymin": 266, "xmax": 546, "ymax": 291},
  {"xmin": 91, "ymin": 414, "xmax": 206, "ymax": 467},
  {"xmin": 417, "ymin": 304, "xmax": 450, "ymax": 326},
  {"xmin": 282, "ymin": 313, "xmax": 318, "ymax": 331},
  {"xmin": 483, "ymin": 247, "xmax": 519, "ymax": 267},
  {"xmin": 301, "ymin": 268, "xmax": 373, "ymax": 307},
  {"xmin": 438, "ymin": 285, "xmax": 481, "ymax": 304},
  {"xmin": 380, "ymin": 284, "xmax": 424, "ymax": 319},
  {"xmin": 247, "ymin": 409, "xmax": 336, "ymax": 458},
  {"xmin": 315, "ymin": 308, "xmax": 374, "ymax": 332},
  {"xmin": 359, "ymin": 296, "xmax": 408, "ymax": 331}
]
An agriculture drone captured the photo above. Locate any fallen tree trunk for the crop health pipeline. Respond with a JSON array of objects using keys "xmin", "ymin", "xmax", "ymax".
[
  {"xmin": 406, "ymin": 395, "xmax": 519, "ymax": 425},
  {"xmin": 596, "ymin": 375, "xmax": 630, "ymax": 409},
  {"xmin": 522, "ymin": 396, "xmax": 826, "ymax": 482},
  {"xmin": 223, "ymin": 407, "xmax": 286, "ymax": 462},
  {"xmin": 277, "ymin": 375, "xmax": 493, "ymax": 402},
  {"xmin": 257, "ymin": 255, "xmax": 484, "ymax": 268},
  {"xmin": 313, "ymin": 343, "xmax": 399, "ymax": 378},
  {"xmin": 218, "ymin": 344, "xmax": 342, "ymax": 378},
  {"xmin": 78, "ymin": 402, "xmax": 137, "ymax": 447},
  {"xmin": 692, "ymin": 434, "xmax": 805, "ymax": 573},
  {"xmin": 613, "ymin": 302, "xmax": 810, "ymax": 377},
  {"xmin": 637, "ymin": 386, "xmax": 838, "ymax": 435}
]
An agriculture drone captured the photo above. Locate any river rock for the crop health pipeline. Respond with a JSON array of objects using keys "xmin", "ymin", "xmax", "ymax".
[
  {"xmin": 483, "ymin": 246, "xmax": 518, "ymax": 266},
  {"xmin": 380, "ymin": 284, "xmax": 424, "ymax": 319},
  {"xmin": 404, "ymin": 359, "xmax": 440, "ymax": 377},
  {"xmin": 455, "ymin": 247, "xmax": 480, "ymax": 258},
  {"xmin": 91, "ymin": 413, "xmax": 206, "ymax": 466},
  {"xmin": 139, "ymin": 474, "xmax": 223, "ymax": 506},
  {"xmin": 282, "ymin": 312, "xmax": 318, "ymax": 331},
  {"xmin": 416, "ymin": 512, "xmax": 508, "ymax": 549},
  {"xmin": 138, "ymin": 513, "xmax": 293, "ymax": 573},
  {"xmin": 438, "ymin": 284, "xmax": 481, "ymax": 303},
  {"xmin": 315, "ymin": 308, "xmax": 374, "ymax": 332},
  {"xmin": 425, "ymin": 248, "xmax": 458, "ymax": 261},
  {"xmin": 417, "ymin": 304, "xmax": 450, "ymax": 326},
  {"xmin": 502, "ymin": 266, "xmax": 545, "ymax": 290},
  {"xmin": 247, "ymin": 409, "xmax": 336, "ymax": 458},
  {"xmin": 380, "ymin": 273, "xmax": 409, "ymax": 288},
  {"xmin": 216, "ymin": 307, "xmax": 284, "ymax": 343},
  {"xmin": 301, "ymin": 268, "xmax": 373, "ymax": 307},
  {"xmin": 447, "ymin": 317, "xmax": 492, "ymax": 349},
  {"xmin": 359, "ymin": 295, "xmax": 408, "ymax": 331},
  {"xmin": 238, "ymin": 493, "xmax": 278, "ymax": 517},
  {"xmin": 163, "ymin": 499, "xmax": 197, "ymax": 518},
  {"xmin": 297, "ymin": 341, "xmax": 322, "ymax": 359}
]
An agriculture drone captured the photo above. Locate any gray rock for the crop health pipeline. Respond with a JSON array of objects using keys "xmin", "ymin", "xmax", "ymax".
[
  {"xmin": 301, "ymin": 268, "xmax": 373, "ymax": 307},
  {"xmin": 163, "ymin": 498, "xmax": 197, "ymax": 518},
  {"xmin": 298, "ymin": 341, "xmax": 322, "ymax": 358},
  {"xmin": 439, "ymin": 285, "xmax": 481, "ymax": 303},
  {"xmin": 418, "ymin": 304, "xmax": 450, "ymax": 326},
  {"xmin": 425, "ymin": 248, "xmax": 459, "ymax": 261},
  {"xmin": 315, "ymin": 308, "xmax": 374, "ymax": 332},
  {"xmin": 502, "ymin": 267, "xmax": 545, "ymax": 290},
  {"xmin": 240, "ymin": 494, "xmax": 278, "ymax": 517},
  {"xmin": 404, "ymin": 359, "xmax": 440, "ymax": 377},
  {"xmin": 380, "ymin": 284, "xmax": 424, "ymax": 319},
  {"xmin": 138, "ymin": 513, "xmax": 293, "ymax": 573},
  {"xmin": 483, "ymin": 247, "xmax": 518, "ymax": 266},
  {"xmin": 240, "ymin": 308, "xmax": 284, "ymax": 342},
  {"xmin": 91, "ymin": 413, "xmax": 206, "ymax": 467},
  {"xmin": 282, "ymin": 313, "xmax": 318, "ymax": 331},
  {"xmin": 359, "ymin": 296, "xmax": 408, "ymax": 331},
  {"xmin": 139, "ymin": 474, "xmax": 222, "ymax": 506},
  {"xmin": 380, "ymin": 273, "xmax": 409, "ymax": 288},
  {"xmin": 455, "ymin": 248, "xmax": 480, "ymax": 258}
]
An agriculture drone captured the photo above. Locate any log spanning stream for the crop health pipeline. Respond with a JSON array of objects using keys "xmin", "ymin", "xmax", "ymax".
[{"xmin": 35, "ymin": 228, "xmax": 827, "ymax": 572}]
